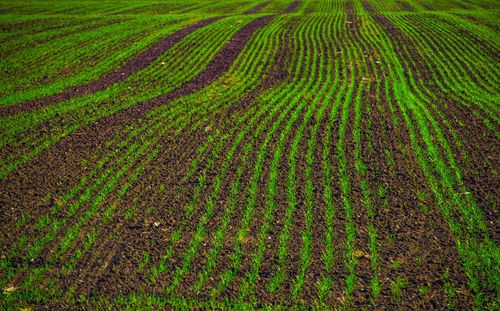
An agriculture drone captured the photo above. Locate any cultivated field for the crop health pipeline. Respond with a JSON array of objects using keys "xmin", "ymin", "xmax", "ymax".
[{"xmin": 0, "ymin": 0, "xmax": 498, "ymax": 309}]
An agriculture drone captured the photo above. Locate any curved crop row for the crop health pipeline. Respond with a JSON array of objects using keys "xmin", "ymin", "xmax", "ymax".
[
  {"xmin": 0, "ymin": 15, "xmax": 260, "ymax": 179},
  {"xmin": 362, "ymin": 9, "xmax": 498, "ymax": 308}
]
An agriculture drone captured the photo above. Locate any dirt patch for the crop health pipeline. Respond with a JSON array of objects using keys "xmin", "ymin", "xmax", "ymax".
[
  {"xmin": 397, "ymin": 1, "xmax": 415, "ymax": 12},
  {"xmin": 0, "ymin": 17, "xmax": 68, "ymax": 31},
  {"xmin": 6, "ymin": 5, "xmax": 301, "ymax": 301},
  {"xmin": 366, "ymin": 10, "xmax": 499, "ymax": 241},
  {"xmin": 0, "ymin": 22, "xmax": 76, "ymax": 43},
  {"xmin": 356, "ymin": 81, "xmax": 474, "ymax": 309},
  {"xmin": 1, "ymin": 19, "xmax": 127, "ymax": 59},
  {"xmin": 419, "ymin": 3, "xmax": 434, "ymax": 11},
  {"xmin": 1, "ymin": 1, "xmax": 291, "ymax": 118},
  {"xmin": 51, "ymin": 7, "xmax": 80, "ymax": 14},
  {"xmin": 451, "ymin": 0, "xmax": 471, "ymax": 10},
  {"xmin": 281, "ymin": 1, "xmax": 301, "ymax": 14},
  {"xmin": 432, "ymin": 14, "xmax": 499, "ymax": 58},
  {"xmin": 430, "ymin": 92, "xmax": 500, "ymax": 241}
]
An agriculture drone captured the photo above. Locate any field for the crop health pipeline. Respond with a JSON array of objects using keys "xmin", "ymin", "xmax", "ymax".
[{"xmin": 0, "ymin": 0, "xmax": 499, "ymax": 309}]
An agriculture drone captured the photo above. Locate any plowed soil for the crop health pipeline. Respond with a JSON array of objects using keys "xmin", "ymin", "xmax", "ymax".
[{"xmin": 0, "ymin": 0, "xmax": 498, "ymax": 309}]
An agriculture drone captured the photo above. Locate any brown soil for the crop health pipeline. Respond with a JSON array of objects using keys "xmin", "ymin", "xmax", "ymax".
[
  {"xmin": 51, "ymin": 7, "xmax": 80, "ymax": 14},
  {"xmin": 366, "ymin": 8, "xmax": 499, "ymax": 240},
  {"xmin": 1, "ymin": 2, "xmax": 284, "ymax": 119},
  {"xmin": 454, "ymin": 13, "xmax": 500, "ymax": 32},
  {"xmin": 0, "ymin": 1, "xmax": 495, "ymax": 309},
  {"xmin": 52, "ymin": 34, "xmax": 297, "ymax": 298},
  {"xmin": 397, "ymin": 1, "xmax": 415, "ymax": 12},
  {"xmin": 0, "ymin": 0, "xmax": 292, "ymax": 258},
  {"xmin": 1, "ymin": 3, "xmax": 302, "ymax": 306},
  {"xmin": 450, "ymin": 0, "xmax": 471, "ymax": 10},
  {"xmin": 282, "ymin": 1, "xmax": 301, "ymax": 13},
  {"xmin": 243, "ymin": 1, "xmax": 272, "ymax": 14},
  {"xmin": 354, "ymin": 70, "xmax": 474, "ymax": 310},
  {"xmin": 0, "ymin": 22, "xmax": 77, "ymax": 44},
  {"xmin": 0, "ymin": 18, "xmax": 70, "ymax": 31},
  {"xmin": 0, "ymin": 17, "xmax": 223, "ymax": 117}
]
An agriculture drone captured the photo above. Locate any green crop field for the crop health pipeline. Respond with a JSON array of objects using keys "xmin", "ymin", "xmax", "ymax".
[{"xmin": 0, "ymin": 0, "xmax": 498, "ymax": 309}]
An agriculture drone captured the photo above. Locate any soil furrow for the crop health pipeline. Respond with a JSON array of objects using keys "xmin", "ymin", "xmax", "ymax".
[
  {"xmin": 355, "ymin": 12, "xmax": 476, "ymax": 308},
  {"xmin": 0, "ymin": 9, "xmax": 281, "ymax": 257},
  {"xmin": 57, "ymin": 126, "xmax": 212, "ymax": 300},
  {"xmin": 431, "ymin": 92, "xmax": 500, "ymax": 242},
  {"xmin": 281, "ymin": 1, "xmax": 301, "ymax": 14},
  {"xmin": 70, "ymin": 17, "xmax": 295, "ymax": 297},
  {"xmin": 0, "ymin": 2, "xmax": 301, "ymax": 305},
  {"xmin": 373, "ymin": 13, "xmax": 499, "ymax": 241},
  {"xmin": 243, "ymin": 1, "xmax": 272, "ymax": 14},
  {"xmin": 1, "ymin": 1, "xmax": 496, "ymax": 309},
  {"xmin": 397, "ymin": 1, "xmax": 415, "ymax": 12},
  {"xmin": 453, "ymin": 13, "xmax": 500, "ymax": 32},
  {"xmin": 0, "ymin": 16, "xmax": 222, "ymax": 117},
  {"xmin": 361, "ymin": 83, "xmax": 474, "ymax": 309},
  {"xmin": 0, "ymin": 21, "xmax": 79, "ymax": 44}
]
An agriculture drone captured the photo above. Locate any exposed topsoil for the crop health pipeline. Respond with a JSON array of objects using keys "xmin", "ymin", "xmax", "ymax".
[{"xmin": 0, "ymin": 0, "xmax": 497, "ymax": 309}]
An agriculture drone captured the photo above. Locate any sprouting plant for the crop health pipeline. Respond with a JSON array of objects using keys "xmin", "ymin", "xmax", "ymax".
[
  {"xmin": 441, "ymin": 267, "xmax": 450, "ymax": 280},
  {"xmin": 391, "ymin": 277, "xmax": 407, "ymax": 302},
  {"xmin": 377, "ymin": 186, "xmax": 387, "ymax": 198},
  {"xmin": 138, "ymin": 251, "xmax": 150, "ymax": 272},
  {"xmin": 391, "ymin": 259, "xmax": 401, "ymax": 270},
  {"xmin": 149, "ymin": 266, "xmax": 158, "ymax": 283},
  {"xmin": 83, "ymin": 228, "xmax": 96, "ymax": 249},
  {"xmin": 371, "ymin": 277, "xmax": 380, "ymax": 301},
  {"xmin": 413, "ymin": 256, "xmax": 422, "ymax": 265},
  {"xmin": 416, "ymin": 190, "xmax": 426, "ymax": 201},
  {"xmin": 444, "ymin": 282, "xmax": 457, "ymax": 308},
  {"xmin": 418, "ymin": 284, "xmax": 429, "ymax": 296},
  {"xmin": 386, "ymin": 234, "xmax": 396, "ymax": 243},
  {"xmin": 16, "ymin": 235, "xmax": 27, "ymax": 251}
]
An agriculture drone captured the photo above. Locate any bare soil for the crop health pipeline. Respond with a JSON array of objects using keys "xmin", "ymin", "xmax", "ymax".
[{"xmin": 0, "ymin": 1, "xmax": 494, "ymax": 309}]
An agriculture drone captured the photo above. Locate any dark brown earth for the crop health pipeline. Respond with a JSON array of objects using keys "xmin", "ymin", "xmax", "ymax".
[
  {"xmin": 282, "ymin": 1, "xmax": 301, "ymax": 13},
  {"xmin": 365, "ymin": 6, "xmax": 499, "ymax": 242},
  {"xmin": 243, "ymin": 1, "xmax": 272, "ymax": 14},
  {"xmin": 51, "ymin": 7, "xmax": 80, "ymax": 15},
  {"xmin": 0, "ymin": 22, "xmax": 77, "ymax": 44},
  {"xmin": 0, "ymin": 3, "xmax": 301, "ymax": 306},
  {"xmin": 0, "ymin": 0, "xmax": 297, "ymax": 261},
  {"xmin": 0, "ymin": 18, "xmax": 73, "ymax": 33},
  {"xmin": 397, "ymin": 1, "xmax": 415, "ymax": 12},
  {"xmin": 454, "ymin": 13, "xmax": 500, "ymax": 32},
  {"xmin": 0, "ymin": 16, "xmax": 223, "ymax": 117},
  {"xmin": 0, "ymin": 1, "xmax": 496, "ymax": 309},
  {"xmin": 0, "ymin": 2, "xmax": 278, "ymax": 119}
]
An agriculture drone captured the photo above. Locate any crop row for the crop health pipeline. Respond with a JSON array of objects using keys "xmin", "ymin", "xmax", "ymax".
[
  {"xmin": 0, "ymin": 0, "xmax": 498, "ymax": 309},
  {"xmin": 360, "ymin": 3, "xmax": 498, "ymax": 307},
  {"xmin": 0, "ymin": 2, "xmax": 296, "ymax": 306},
  {"xmin": 0, "ymin": 15, "xmax": 263, "ymax": 179}
]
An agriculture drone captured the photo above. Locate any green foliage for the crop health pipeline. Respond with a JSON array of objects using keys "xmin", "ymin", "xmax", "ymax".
[
  {"xmin": 390, "ymin": 277, "xmax": 408, "ymax": 303},
  {"xmin": 2, "ymin": 0, "xmax": 498, "ymax": 309}
]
